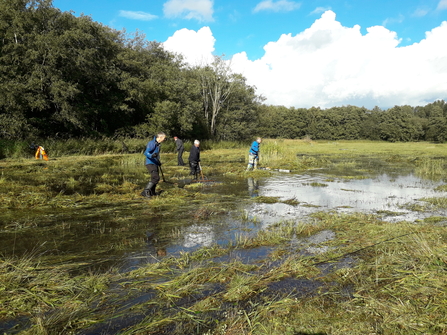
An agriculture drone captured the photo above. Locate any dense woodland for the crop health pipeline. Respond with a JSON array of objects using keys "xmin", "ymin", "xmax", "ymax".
[{"xmin": 1, "ymin": 0, "xmax": 447, "ymax": 143}]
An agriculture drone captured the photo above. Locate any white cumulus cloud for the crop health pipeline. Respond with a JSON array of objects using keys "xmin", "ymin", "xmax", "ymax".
[
  {"xmin": 119, "ymin": 10, "xmax": 157, "ymax": 21},
  {"xmin": 163, "ymin": 27, "xmax": 215, "ymax": 65},
  {"xmin": 164, "ymin": 10, "xmax": 447, "ymax": 108},
  {"xmin": 163, "ymin": 0, "xmax": 214, "ymax": 22},
  {"xmin": 253, "ymin": 0, "xmax": 301, "ymax": 13}
]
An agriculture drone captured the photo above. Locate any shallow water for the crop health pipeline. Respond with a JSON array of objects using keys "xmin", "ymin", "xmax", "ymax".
[
  {"xmin": 3, "ymin": 161, "xmax": 447, "ymax": 334},
  {"xmin": 2, "ymin": 165, "xmax": 446, "ymax": 268},
  {"xmin": 246, "ymin": 171, "xmax": 447, "ymax": 225},
  {"xmin": 120, "ymin": 169, "xmax": 447, "ymax": 270}
]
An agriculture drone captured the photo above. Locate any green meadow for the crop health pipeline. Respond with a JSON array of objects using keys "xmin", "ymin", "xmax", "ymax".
[{"xmin": 1, "ymin": 140, "xmax": 447, "ymax": 335}]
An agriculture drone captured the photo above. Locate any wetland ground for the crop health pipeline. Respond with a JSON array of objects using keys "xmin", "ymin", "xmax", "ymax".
[{"xmin": 1, "ymin": 140, "xmax": 447, "ymax": 334}]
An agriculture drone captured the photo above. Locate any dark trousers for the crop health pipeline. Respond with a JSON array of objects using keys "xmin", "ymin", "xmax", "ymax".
[
  {"xmin": 146, "ymin": 164, "xmax": 160, "ymax": 184},
  {"xmin": 189, "ymin": 161, "xmax": 199, "ymax": 176},
  {"xmin": 177, "ymin": 149, "xmax": 185, "ymax": 166}
]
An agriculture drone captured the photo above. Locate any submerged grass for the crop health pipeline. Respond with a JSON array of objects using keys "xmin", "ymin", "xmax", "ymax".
[
  {"xmin": 0, "ymin": 250, "xmax": 114, "ymax": 334},
  {"xmin": 91, "ymin": 213, "xmax": 447, "ymax": 335},
  {"xmin": 2, "ymin": 140, "xmax": 447, "ymax": 334}
]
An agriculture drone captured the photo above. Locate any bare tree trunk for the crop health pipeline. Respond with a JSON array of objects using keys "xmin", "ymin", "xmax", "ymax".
[{"xmin": 199, "ymin": 56, "xmax": 237, "ymax": 138}]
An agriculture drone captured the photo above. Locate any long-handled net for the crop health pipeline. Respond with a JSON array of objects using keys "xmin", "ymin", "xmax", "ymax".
[{"xmin": 192, "ymin": 162, "xmax": 219, "ymax": 184}]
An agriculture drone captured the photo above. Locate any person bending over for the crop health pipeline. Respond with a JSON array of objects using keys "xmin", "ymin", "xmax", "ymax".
[{"xmin": 246, "ymin": 137, "xmax": 262, "ymax": 171}]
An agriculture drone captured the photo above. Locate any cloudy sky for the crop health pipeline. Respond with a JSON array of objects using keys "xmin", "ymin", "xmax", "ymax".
[{"xmin": 53, "ymin": 0, "xmax": 447, "ymax": 109}]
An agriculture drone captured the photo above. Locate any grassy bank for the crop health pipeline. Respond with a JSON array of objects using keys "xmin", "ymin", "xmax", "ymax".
[{"xmin": 1, "ymin": 140, "xmax": 447, "ymax": 334}]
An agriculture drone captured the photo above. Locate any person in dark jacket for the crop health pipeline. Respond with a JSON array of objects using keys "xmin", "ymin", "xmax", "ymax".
[
  {"xmin": 189, "ymin": 140, "xmax": 200, "ymax": 179},
  {"xmin": 174, "ymin": 136, "xmax": 185, "ymax": 166},
  {"xmin": 141, "ymin": 132, "xmax": 166, "ymax": 198},
  {"xmin": 246, "ymin": 137, "xmax": 262, "ymax": 171}
]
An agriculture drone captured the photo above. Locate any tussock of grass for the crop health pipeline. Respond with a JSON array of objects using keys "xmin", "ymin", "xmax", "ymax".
[
  {"xmin": 415, "ymin": 157, "xmax": 446, "ymax": 179},
  {"xmin": 421, "ymin": 196, "xmax": 447, "ymax": 209},
  {"xmin": 253, "ymin": 195, "xmax": 279, "ymax": 203}
]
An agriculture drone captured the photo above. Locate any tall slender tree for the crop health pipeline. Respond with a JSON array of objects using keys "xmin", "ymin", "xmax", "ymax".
[{"xmin": 198, "ymin": 56, "xmax": 239, "ymax": 137}]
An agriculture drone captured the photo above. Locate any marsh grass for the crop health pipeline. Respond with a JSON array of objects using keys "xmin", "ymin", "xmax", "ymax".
[
  {"xmin": 94, "ymin": 213, "xmax": 447, "ymax": 335},
  {"xmin": 415, "ymin": 157, "xmax": 447, "ymax": 179},
  {"xmin": 434, "ymin": 184, "xmax": 447, "ymax": 192},
  {"xmin": 0, "ymin": 251, "xmax": 114, "ymax": 334},
  {"xmin": 307, "ymin": 182, "xmax": 328, "ymax": 187},
  {"xmin": 0, "ymin": 138, "xmax": 247, "ymax": 160},
  {"xmin": 420, "ymin": 196, "xmax": 447, "ymax": 209},
  {"xmin": 422, "ymin": 216, "xmax": 447, "ymax": 224},
  {"xmin": 2, "ymin": 140, "xmax": 447, "ymax": 334},
  {"xmin": 401, "ymin": 196, "xmax": 447, "ymax": 212},
  {"xmin": 253, "ymin": 196, "xmax": 279, "ymax": 204}
]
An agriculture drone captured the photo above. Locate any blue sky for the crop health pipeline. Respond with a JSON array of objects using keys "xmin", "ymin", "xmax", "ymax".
[{"xmin": 53, "ymin": 0, "xmax": 447, "ymax": 108}]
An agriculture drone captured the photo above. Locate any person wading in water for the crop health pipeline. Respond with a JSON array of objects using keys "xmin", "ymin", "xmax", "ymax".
[
  {"xmin": 189, "ymin": 140, "xmax": 201, "ymax": 180},
  {"xmin": 141, "ymin": 132, "xmax": 166, "ymax": 198}
]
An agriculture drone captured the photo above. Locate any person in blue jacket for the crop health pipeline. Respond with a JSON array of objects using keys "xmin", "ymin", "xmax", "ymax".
[
  {"xmin": 246, "ymin": 137, "xmax": 262, "ymax": 171},
  {"xmin": 141, "ymin": 132, "xmax": 166, "ymax": 198}
]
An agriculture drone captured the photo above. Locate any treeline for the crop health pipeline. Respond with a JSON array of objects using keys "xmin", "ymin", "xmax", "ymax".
[
  {"xmin": 1, "ymin": 0, "xmax": 446, "ymax": 144},
  {"xmin": 259, "ymin": 101, "xmax": 447, "ymax": 142},
  {"xmin": 0, "ymin": 0, "xmax": 261, "ymax": 142}
]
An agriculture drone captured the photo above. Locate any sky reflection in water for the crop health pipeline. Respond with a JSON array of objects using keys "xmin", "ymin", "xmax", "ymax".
[
  {"xmin": 249, "ymin": 172, "xmax": 447, "ymax": 224},
  {"xmin": 124, "ymin": 171, "xmax": 447, "ymax": 269}
]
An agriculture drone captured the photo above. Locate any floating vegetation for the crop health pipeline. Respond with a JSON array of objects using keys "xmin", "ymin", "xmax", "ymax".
[
  {"xmin": 420, "ymin": 196, "xmax": 447, "ymax": 209},
  {"xmin": 282, "ymin": 198, "xmax": 300, "ymax": 206},
  {"xmin": 341, "ymin": 188, "xmax": 363, "ymax": 192},
  {"xmin": 376, "ymin": 210, "xmax": 402, "ymax": 216},
  {"xmin": 434, "ymin": 184, "xmax": 447, "ymax": 192},
  {"xmin": 306, "ymin": 182, "xmax": 328, "ymax": 187},
  {"xmin": 253, "ymin": 196, "xmax": 280, "ymax": 203}
]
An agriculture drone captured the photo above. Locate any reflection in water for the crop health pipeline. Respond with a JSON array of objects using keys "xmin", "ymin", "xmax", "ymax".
[
  {"xmin": 182, "ymin": 224, "xmax": 215, "ymax": 248},
  {"xmin": 249, "ymin": 172, "xmax": 447, "ymax": 224},
  {"xmin": 292, "ymin": 230, "xmax": 336, "ymax": 255},
  {"xmin": 136, "ymin": 171, "xmax": 447, "ymax": 261},
  {"xmin": 247, "ymin": 177, "xmax": 259, "ymax": 197}
]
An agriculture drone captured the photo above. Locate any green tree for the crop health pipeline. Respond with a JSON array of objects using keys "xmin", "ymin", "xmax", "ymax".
[
  {"xmin": 378, "ymin": 106, "xmax": 423, "ymax": 142},
  {"xmin": 359, "ymin": 107, "xmax": 382, "ymax": 140},
  {"xmin": 0, "ymin": 0, "xmax": 126, "ymax": 137},
  {"xmin": 197, "ymin": 56, "xmax": 240, "ymax": 138},
  {"xmin": 215, "ymin": 75, "xmax": 264, "ymax": 140},
  {"xmin": 425, "ymin": 105, "xmax": 447, "ymax": 142}
]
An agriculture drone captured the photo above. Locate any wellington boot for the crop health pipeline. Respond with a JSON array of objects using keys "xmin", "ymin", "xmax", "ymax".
[
  {"xmin": 150, "ymin": 184, "xmax": 158, "ymax": 196},
  {"xmin": 141, "ymin": 182, "xmax": 155, "ymax": 198}
]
